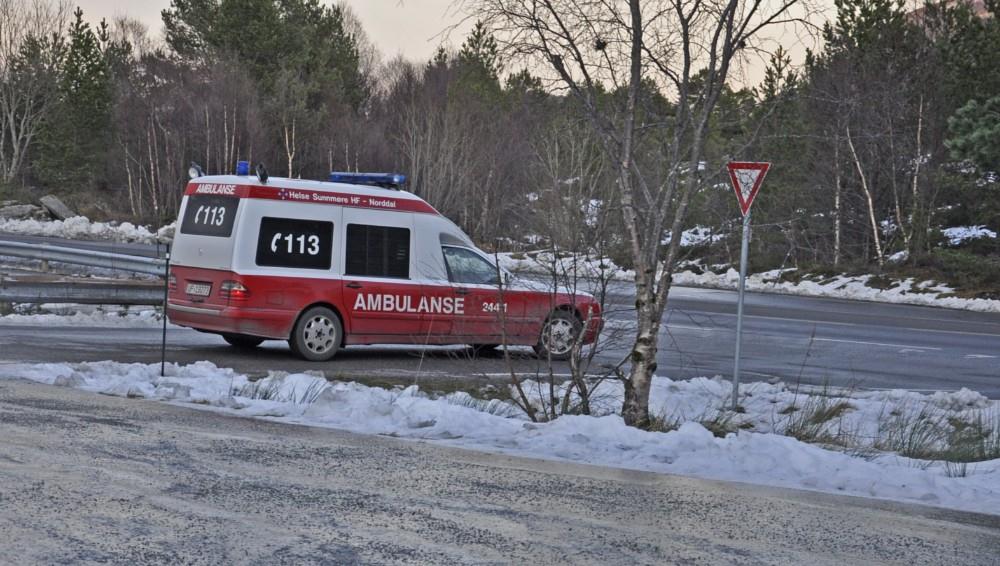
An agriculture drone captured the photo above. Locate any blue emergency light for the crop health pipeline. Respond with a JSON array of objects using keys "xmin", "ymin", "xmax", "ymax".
[
  {"xmin": 328, "ymin": 172, "xmax": 406, "ymax": 189},
  {"xmin": 236, "ymin": 160, "xmax": 250, "ymax": 175}
]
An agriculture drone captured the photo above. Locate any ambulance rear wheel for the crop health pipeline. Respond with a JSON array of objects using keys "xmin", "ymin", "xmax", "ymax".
[
  {"xmin": 534, "ymin": 310, "xmax": 581, "ymax": 361},
  {"xmin": 289, "ymin": 306, "xmax": 342, "ymax": 361},
  {"xmin": 222, "ymin": 333, "xmax": 265, "ymax": 349},
  {"xmin": 471, "ymin": 344, "xmax": 501, "ymax": 357}
]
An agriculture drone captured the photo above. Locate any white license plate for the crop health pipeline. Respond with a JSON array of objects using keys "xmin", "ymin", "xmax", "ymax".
[{"xmin": 185, "ymin": 282, "xmax": 212, "ymax": 296}]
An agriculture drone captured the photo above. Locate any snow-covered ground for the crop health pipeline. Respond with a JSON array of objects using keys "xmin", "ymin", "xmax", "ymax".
[
  {"xmin": 498, "ymin": 253, "xmax": 1000, "ymax": 313},
  {"xmin": 0, "ymin": 216, "xmax": 174, "ymax": 244},
  {"xmin": 673, "ymin": 268, "xmax": 1000, "ymax": 313},
  {"xmin": 0, "ymin": 305, "xmax": 167, "ymax": 327},
  {"xmin": 942, "ymin": 225, "xmax": 998, "ymax": 246},
  {"xmin": 1, "ymin": 360, "xmax": 996, "ymax": 516}
]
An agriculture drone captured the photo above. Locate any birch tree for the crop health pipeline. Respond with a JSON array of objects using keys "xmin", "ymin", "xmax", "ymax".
[{"xmin": 464, "ymin": 0, "xmax": 810, "ymax": 427}]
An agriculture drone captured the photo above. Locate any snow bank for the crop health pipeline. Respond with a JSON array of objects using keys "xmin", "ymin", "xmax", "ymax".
[
  {"xmin": 0, "ymin": 306, "xmax": 167, "ymax": 328},
  {"xmin": 672, "ymin": 269, "xmax": 1000, "ymax": 313},
  {"xmin": 0, "ymin": 216, "xmax": 173, "ymax": 244},
  {"xmin": 0, "ymin": 361, "xmax": 996, "ymax": 516}
]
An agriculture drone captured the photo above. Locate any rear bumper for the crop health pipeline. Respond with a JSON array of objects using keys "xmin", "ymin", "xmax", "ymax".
[{"xmin": 167, "ymin": 301, "xmax": 295, "ymax": 339}]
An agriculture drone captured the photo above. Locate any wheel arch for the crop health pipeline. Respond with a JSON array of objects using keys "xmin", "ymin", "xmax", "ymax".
[{"xmin": 290, "ymin": 301, "xmax": 347, "ymax": 346}]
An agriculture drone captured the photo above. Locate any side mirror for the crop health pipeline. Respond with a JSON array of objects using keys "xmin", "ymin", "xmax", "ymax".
[{"xmin": 503, "ymin": 271, "xmax": 514, "ymax": 286}]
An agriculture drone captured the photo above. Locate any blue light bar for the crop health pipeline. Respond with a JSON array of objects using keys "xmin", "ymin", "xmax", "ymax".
[
  {"xmin": 328, "ymin": 172, "xmax": 407, "ymax": 189},
  {"xmin": 236, "ymin": 160, "xmax": 250, "ymax": 175}
]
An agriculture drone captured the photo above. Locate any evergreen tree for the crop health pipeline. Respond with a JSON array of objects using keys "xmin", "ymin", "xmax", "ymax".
[
  {"xmin": 163, "ymin": 0, "xmax": 367, "ymax": 110},
  {"xmin": 947, "ymin": 95, "xmax": 1000, "ymax": 172},
  {"xmin": 34, "ymin": 8, "xmax": 112, "ymax": 189},
  {"xmin": 456, "ymin": 21, "xmax": 502, "ymax": 99}
]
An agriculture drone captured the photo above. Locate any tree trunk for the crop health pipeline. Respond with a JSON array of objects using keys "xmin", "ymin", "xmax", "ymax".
[
  {"xmin": 908, "ymin": 95, "xmax": 924, "ymax": 257},
  {"xmin": 833, "ymin": 137, "xmax": 842, "ymax": 266},
  {"xmin": 846, "ymin": 125, "xmax": 884, "ymax": 268}
]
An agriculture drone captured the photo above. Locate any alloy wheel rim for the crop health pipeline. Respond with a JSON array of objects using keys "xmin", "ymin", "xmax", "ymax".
[
  {"xmin": 303, "ymin": 315, "xmax": 336, "ymax": 355},
  {"xmin": 543, "ymin": 318, "xmax": 575, "ymax": 355}
]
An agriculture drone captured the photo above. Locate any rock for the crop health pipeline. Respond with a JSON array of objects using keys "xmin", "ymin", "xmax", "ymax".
[
  {"xmin": 39, "ymin": 195, "xmax": 77, "ymax": 220},
  {"xmin": 0, "ymin": 204, "xmax": 43, "ymax": 220},
  {"xmin": 39, "ymin": 196, "xmax": 74, "ymax": 220}
]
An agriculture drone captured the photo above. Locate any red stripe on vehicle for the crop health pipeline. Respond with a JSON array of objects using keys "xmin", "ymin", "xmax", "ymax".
[{"xmin": 184, "ymin": 183, "xmax": 438, "ymax": 214}]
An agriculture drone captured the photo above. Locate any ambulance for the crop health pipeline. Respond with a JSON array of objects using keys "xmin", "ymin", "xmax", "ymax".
[{"xmin": 166, "ymin": 165, "xmax": 602, "ymax": 361}]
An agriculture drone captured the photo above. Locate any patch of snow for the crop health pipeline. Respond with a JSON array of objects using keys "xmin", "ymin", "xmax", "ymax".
[
  {"xmin": 888, "ymin": 250, "xmax": 909, "ymax": 263},
  {"xmin": 673, "ymin": 269, "xmax": 1000, "ymax": 313},
  {"xmin": 1, "ymin": 361, "xmax": 997, "ymax": 516},
  {"xmin": 942, "ymin": 225, "xmax": 997, "ymax": 246},
  {"xmin": 662, "ymin": 226, "xmax": 726, "ymax": 247},
  {"xmin": 0, "ymin": 216, "xmax": 173, "ymax": 244},
  {"xmin": 0, "ymin": 305, "xmax": 169, "ymax": 327}
]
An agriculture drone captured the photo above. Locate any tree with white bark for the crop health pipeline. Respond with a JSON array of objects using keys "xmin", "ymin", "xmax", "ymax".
[{"xmin": 463, "ymin": 0, "xmax": 812, "ymax": 427}]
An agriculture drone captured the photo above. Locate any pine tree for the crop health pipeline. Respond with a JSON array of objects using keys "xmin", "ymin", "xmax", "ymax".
[{"xmin": 34, "ymin": 8, "xmax": 112, "ymax": 189}]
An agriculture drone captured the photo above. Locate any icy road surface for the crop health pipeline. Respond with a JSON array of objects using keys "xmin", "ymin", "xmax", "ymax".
[{"xmin": 1, "ymin": 379, "xmax": 997, "ymax": 564}]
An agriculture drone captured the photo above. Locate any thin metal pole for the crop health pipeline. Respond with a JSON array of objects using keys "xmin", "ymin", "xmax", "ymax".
[
  {"xmin": 732, "ymin": 211, "xmax": 751, "ymax": 411},
  {"xmin": 160, "ymin": 245, "xmax": 170, "ymax": 377}
]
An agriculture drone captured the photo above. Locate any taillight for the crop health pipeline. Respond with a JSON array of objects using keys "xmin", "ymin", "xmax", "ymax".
[
  {"xmin": 220, "ymin": 280, "xmax": 250, "ymax": 300},
  {"xmin": 168, "ymin": 272, "xmax": 177, "ymax": 290}
]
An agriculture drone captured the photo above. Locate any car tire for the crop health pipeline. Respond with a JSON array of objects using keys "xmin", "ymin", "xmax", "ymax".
[
  {"xmin": 471, "ymin": 343, "xmax": 501, "ymax": 357},
  {"xmin": 222, "ymin": 333, "xmax": 265, "ymax": 349},
  {"xmin": 534, "ymin": 310, "xmax": 582, "ymax": 361},
  {"xmin": 289, "ymin": 306, "xmax": 343, "ymax": 362}
]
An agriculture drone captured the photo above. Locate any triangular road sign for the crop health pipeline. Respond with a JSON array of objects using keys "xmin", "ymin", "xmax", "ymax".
[{"xmin": 727, "ymin": 161, "xmax": 770, "ymax": 216}]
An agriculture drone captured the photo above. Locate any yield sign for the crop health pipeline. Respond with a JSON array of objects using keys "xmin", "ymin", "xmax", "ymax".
[{"xmin": 727, "ymin": 161, "xmax": 770, "ymax": 216}]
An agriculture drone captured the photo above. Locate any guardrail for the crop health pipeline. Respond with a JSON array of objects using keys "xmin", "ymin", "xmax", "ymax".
[
  {"xmin": 0, "ymin": 240, "xmax": 166, "ymax": 277},
  {"xmin": 0, "ymin": 280, "xmax": 164, "ymax": 305}
]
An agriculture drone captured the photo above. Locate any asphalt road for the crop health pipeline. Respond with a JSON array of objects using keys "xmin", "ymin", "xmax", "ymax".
[
  {"xmin": 2, "ymin": 234, "xmax": 999, "ymax": 397},
  {"xmin": 2, "ymin": 379, "xmax": 997, "ymax": 564}
]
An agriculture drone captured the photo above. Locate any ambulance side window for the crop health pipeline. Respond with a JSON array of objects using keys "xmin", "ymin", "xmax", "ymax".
[
  {"xmin": 442, "ymin": 246, "xmax": 499, "ymax": 285},
  {"xmin": 345, "ymin": 224, "xmax": 410, "ymax": 278}
]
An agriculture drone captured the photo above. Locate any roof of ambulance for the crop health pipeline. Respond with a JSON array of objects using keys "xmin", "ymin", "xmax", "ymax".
[{"xmin": 191, "ymin": 175, "xmax": 430, "ymax": 203}]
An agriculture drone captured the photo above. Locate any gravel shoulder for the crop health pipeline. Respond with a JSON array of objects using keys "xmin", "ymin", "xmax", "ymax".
[{"xmin": 0, "ymin": 379, "xmax": 998, "ymax": 565}]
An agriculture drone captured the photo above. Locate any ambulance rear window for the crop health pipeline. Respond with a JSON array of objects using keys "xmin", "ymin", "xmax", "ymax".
[
  {"xmin": 180, "ymin": 195, "xmax": 239, "ymax": 237},
  {"xmin": 345, "ymin": 224, "xmax": 410, "ymax": 278},
  {"xmin": 255, "ymin": 217, "xmax": 334, "ymax": 270}
]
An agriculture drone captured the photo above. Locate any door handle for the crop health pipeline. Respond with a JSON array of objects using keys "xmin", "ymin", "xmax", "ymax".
[
  {"xmin": 345, "ymin": 282, "xmax": 363, "ymax": 289},
  {"xmin": 454, "ymin": 288, "xmax": 470, "ymax": 295}
]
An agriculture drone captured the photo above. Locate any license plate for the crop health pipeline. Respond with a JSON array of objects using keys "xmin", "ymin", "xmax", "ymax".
[{"xmin": 185, "ymin": 282, "xmax": 212, "ymax": 296}]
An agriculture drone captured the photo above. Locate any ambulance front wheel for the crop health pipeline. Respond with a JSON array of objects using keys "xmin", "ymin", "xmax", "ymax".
[
  {"xmin": 289, "ymin": 306, "xmax": 343, "ymax": 361},
  {"xmin": 534, "ymin": 310, "xmax": 582, "ymax": 361}
]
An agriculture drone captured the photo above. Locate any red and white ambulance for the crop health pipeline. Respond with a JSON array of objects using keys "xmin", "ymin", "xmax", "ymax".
[{"xmin": 166, "ymin": 169, "xmax": 601, "ymax": 361}]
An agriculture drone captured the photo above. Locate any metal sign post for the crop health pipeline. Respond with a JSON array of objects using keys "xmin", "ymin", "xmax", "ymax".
[
  {"xmin": 732, "ymin": 211, "xmax": 751, "ymax": 411},
  {"xmin": 727, "ymin": 162, "xmax": 770, "ymax": 411},
  {"xmin": 160, "ymin": 245, "xmax": 170, "ymax": 377}
]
